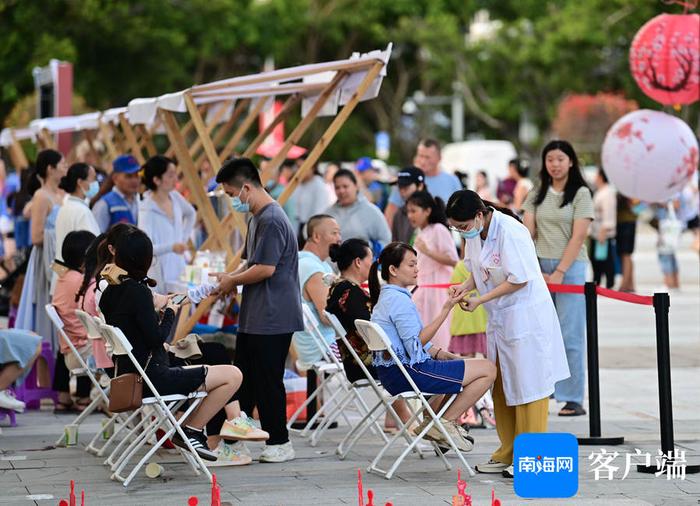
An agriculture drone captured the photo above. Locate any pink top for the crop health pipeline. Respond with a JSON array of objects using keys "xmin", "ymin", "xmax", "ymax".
[
  {"xmin": 82, "ymin": 280, "xmax": 113, "ymax": 368},
  {"xmin": 53, "ymin": 270, "xmax": 89, "ymax": 354},
  {"xmin": 413, "ymin": 223, "xmax": 459, "ymax": 350}
]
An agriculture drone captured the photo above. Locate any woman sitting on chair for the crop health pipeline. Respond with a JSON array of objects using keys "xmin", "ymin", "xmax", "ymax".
[
  {"xmin": 99, "ymin": 226, "xmax": 242, "ymax": 462},
  {"xmin": 51, "ymin": 230, "xmax": 97, "ymax": 413},
  {"xmin": 368, "ymin": 242, "xmax": 496, "ymax": 451}
]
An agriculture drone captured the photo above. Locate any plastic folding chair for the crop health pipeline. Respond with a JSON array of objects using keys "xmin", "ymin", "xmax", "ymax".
[
  {"xmin": 326, "ymin": 312, "xmax": 423, "ymax": 460},
  {"xmin": 354, "ymin": 319, "xmax": 475, "ymax": 479},
  {"xmin": 98, "ymin": 322, "xmax": 212, "ymax": 487},
  {"xmin": 297, "ymin": 305, "xmax": 377, "ymax": 447},
  {"xmin": 286, "ymin": 306, "xmax": 348, "ymax": 435},
  {"xmin": 45, "ymin": 304, "xmax": 111, "ymax": 446},
  {"xmin": 73, "ymin": 309, "xmax": 126, "ymax": 457}
]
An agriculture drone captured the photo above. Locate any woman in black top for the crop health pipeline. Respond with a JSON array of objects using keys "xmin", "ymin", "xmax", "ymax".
[
  {"xmin": 327, "ymin": 239, "xmax": 376, "ymax": 383},
  {"xmin": 99, "ymin": 227, "xmax": 242, "ymax": 461}
]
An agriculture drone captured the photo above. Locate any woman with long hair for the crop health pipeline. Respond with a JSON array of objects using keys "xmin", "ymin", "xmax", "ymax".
[
  {"xmin": 138, "ymin": 155, "xmax": 196, "ymax": 294},
  {"xmin": 99, "ymin": 226, "xmax": 243, "ymax": 462},
  {"xmin": 522, "ymin": 140, "xmax": 593, "ymax": 417},
  {"xmin": 368, "ymin": 242, "xmax": 496, "ymax": 452},
  {"xmin": 15, "ymin": 149, "xmax": 66, "ymax": 352},
  {"xmin": 406, "ymin": 191, "xmax": 459, "ymax": 350},
  {"xmin": 446, "ymin": 189, "xmax": 570, "ymax": 478}
]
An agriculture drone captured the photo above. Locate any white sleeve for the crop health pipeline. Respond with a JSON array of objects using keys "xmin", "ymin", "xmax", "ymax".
[{"xmin": 499, "ymin": 225, "xmax": 538, "ymax": 284}]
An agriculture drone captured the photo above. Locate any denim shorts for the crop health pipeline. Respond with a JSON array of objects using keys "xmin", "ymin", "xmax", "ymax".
[
  {"xmin": 657, "ymin": 253, "xmax": 678, "ymax": 275},
  {"xmin": 377, "ymin": 359, "xmax": 465, "ymax": 396}
]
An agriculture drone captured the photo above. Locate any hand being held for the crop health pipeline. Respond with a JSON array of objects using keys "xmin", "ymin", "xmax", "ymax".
[{"xmin": 459, "ymin": 295, "xmax": 482, "ymax": 312}]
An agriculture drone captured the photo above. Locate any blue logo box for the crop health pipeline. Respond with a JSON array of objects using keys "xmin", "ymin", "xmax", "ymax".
[{"xmin": 514, "ymin": 432, "xmax": 579, "ymax": 498}]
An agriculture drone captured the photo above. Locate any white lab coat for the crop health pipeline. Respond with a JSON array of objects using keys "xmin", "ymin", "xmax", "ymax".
[{"xmin": 464, "ymin": 210, "xmax": 570, "ymax": 406}]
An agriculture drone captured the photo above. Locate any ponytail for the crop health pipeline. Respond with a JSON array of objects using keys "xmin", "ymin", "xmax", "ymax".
[
  {"xmin": 446, "ymin": 190, "xmax": 522, "ymax": 223},
  {"xmin": 59, "ymin": 163, "xmax": 90, "ymax": 194},
  {"xmin": 369, "ymin": 242, "xmax": 417, "ymax": 309},
  {"xmin": 368, "ymin": 260, "xmax": 381, "ymax": 308},
  {"xmin": 406, "ymin": 191, "xmax": 448, "ymax": 228},
  {"xmin": 481, "ymin": 199, "xmax": 522, "ymax": 223},
  {"xmin": 30, "ymin": 149, "xmax": 63, "ymax": 195}
]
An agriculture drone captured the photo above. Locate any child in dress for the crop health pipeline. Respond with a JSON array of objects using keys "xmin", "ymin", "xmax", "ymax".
[{"xmin": 407, "ymin": 191, "xmax": 459, "ymax": 350}]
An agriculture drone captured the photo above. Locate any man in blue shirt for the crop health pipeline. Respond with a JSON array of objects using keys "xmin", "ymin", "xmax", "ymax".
[
  {"xmin": 384, "ymin": 138, "xmax": 462, "ymax": 228},
  {"xmin": 92, "ymin": 155, "xmax": 141, "ymax": 232}
]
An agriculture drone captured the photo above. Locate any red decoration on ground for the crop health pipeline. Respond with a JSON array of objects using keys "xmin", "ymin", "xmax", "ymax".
[
  {"xmin": 188, "ymin": 496, "xmax": 199, "ymax": 506},
  {"xmin": 629, "ymin": 12, "xmax": 700, "ymax": 105}
]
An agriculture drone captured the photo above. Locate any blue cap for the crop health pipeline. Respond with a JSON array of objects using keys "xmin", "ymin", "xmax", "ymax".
[
  {"xmin": 356, "ymin": 157, "xmax": 376, "ymax": 173},
  {"xmin": 112, "ymin": 155, "xmax": 141, "ymax": 174}
]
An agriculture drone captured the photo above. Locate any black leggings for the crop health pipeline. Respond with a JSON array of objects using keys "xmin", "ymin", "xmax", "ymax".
[
  {"xmin": 591, "ymin": 238, "xmax": 616, "ymax": 289},
  {"xmin": 52, "ymin": 351, "xmax": 91, "ymax": 398}
]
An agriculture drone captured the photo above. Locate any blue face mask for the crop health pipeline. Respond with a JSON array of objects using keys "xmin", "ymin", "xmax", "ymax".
[
  {"xmin": 231, "ymin": 187, "xmax": 250, "ymax": 213},
  {"xmin": 85, "ymin": 181, "xmax": 99, "ymax": 199},
  {"xmin": 460, "ymin": 216, "xmax": 483, "ymax": 240}
]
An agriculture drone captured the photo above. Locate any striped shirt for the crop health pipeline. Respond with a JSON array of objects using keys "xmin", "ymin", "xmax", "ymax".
[{"xmin": 522, "ymin": 186, "xmax": 594, "ymax": 262}]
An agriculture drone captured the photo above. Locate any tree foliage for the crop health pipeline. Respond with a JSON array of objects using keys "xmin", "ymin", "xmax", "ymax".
[{"xmin": 0, "ymin": 0, "xmax": 696, "ymax": 163}]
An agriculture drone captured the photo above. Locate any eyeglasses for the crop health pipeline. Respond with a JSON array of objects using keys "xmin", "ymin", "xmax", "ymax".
[{"xmin": 448, "ymin": 225, "xmax": 469, "ymax": 233}]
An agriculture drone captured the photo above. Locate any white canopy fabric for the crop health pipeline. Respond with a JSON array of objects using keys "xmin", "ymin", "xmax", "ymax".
[
  {"xmin": 7, "ymin": 45, "xmax": 392, "ymax": 140},
  {"xmin": 0, "ymin": 127, "xmax": 36, "ymax": 147}
]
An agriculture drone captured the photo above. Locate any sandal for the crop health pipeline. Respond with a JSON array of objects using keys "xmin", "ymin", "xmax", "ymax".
[
  {"xmin": 54, "ymin": 400, "xmax": 78, "ymax": 414},
  {"xmin": 558, "ymin": 402, "xmax": 586, "ymax": 417}
]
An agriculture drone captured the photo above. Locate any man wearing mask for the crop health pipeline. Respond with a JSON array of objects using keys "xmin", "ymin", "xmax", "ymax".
[
  {"xmin": 293, "ymin": 214, "xmax": 341, "ymax": 369},
  {"xmin": 215, "ymin": 157, "xmax": 303, "ymax": 463},
  {"xmin": 92, "ymin": 155, "xmax": 141, "ymax": 232},
  {"xmin": 384, "ymin": 138, "xmax": 462, "ymax": 228},
  {"xmin": 390, "ymin": 166, "xmax": 426, "ymax": 243}
]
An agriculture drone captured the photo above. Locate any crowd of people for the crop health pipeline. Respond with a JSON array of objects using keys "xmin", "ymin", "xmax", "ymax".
[{"xmin": 0, "ymin": 134, "xmax": 697, "ymax": 476}]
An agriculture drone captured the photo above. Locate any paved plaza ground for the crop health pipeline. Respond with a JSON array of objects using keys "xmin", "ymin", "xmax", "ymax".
[{"xmin": 1, "ymin": 227, "xmax": 698, "ymax": 505}]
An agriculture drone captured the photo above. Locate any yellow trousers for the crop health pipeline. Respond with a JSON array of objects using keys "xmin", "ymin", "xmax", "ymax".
[{"xmin": 491, "ymin": 360, "xmax": 549, "ymax": 465}]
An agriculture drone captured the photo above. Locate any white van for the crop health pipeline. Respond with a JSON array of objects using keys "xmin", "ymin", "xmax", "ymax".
[{"xmin": 441, "ymin": 140, "xmax": 518, "ymax": 194}]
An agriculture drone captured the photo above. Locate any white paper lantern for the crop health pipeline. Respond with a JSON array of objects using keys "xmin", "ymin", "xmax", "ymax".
[{"xmin": 601, "ymin": 109, "xmax": 698, "ymax": 202}]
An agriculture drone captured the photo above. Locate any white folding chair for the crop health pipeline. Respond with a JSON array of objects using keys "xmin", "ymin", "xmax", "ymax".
[
  {"xmin": 354, "ymin": 319, "xmax": 475, "ymax": 479},
  {"xmin": 73, "ymin": 309, "xmax": 127, "ymax": 457},
  {"xmin": 98, "ymin": 322, "xmax": 212, "ymax": 487},
  {"xmin": 297, "ymin": 305, "xmax": 376, "ymax": 447},
  {"xmin": 326, "ymin": 312, "xmax": 422, "ymax": 460},
  {"xmin": 45, "ymin": 304, "xmax": 111, "ymax": 447},
  {"xmin": 286, "ymin": 305, "xmax": 349, "ymax": 436}
]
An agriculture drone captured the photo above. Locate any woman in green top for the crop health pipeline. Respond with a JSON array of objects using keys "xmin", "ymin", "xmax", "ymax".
[{"xmin": 522, "ymin": 140, "xmax": 593, "ymax": 417}]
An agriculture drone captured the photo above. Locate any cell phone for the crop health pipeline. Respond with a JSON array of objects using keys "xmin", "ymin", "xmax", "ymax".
[{"xmin": 170, "ymin": 293, "xmax": 189, "ymax": 305}]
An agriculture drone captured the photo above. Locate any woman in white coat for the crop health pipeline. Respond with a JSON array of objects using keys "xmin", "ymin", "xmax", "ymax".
[
  {"xmin": 445, "ymin": 190, "xmax": 569, "ymax": 478},
  {"xmin": 138, "ymin": 156, "xmax": 196, "ymax": 294}
]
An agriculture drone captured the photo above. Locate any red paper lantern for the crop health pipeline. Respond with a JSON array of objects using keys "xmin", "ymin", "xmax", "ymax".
[{"xmin": 629, "ymin": 13, "xmax": 700, "ymax": 105}]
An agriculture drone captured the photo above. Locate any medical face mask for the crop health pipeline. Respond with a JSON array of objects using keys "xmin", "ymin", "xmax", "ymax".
[
  {"xmin": 231, "ymin": 187, "xmax": 250, "ymax": 213},
  {"xmin": 85, "ymin": 180, "xmax": 99, "ymax": 199},
  {"xmin": 460, "ymin": 215, "xmax": 483, "ymax": 240}
]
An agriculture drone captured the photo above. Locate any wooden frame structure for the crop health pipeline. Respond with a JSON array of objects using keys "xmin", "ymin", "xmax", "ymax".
[{"xmin": 3, "ymin": 45, "xmax": 392, "ymax": 341}]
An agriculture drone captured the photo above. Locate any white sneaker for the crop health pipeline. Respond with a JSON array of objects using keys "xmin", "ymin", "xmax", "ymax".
[
  {"xmin": 475, "ymin": 459, "xmax": 510, "ymax": 474},
  {"xmin": 0, "ymin": 390, "xmax": 25, "ymax": 413},
  {"xmin": 502, "ymin": 464, "xmax": 514, "ymax": 478},
  {"xmin": 259, "ymin": 441, "xmax": 295, "ymax": 463},
  {"xmin": 206, "ymin": 440, "xmax": 253, "ymax": 467}
]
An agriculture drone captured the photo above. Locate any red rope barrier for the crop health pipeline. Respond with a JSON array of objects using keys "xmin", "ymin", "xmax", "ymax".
[
  {"xmin": 595, "ymin": 286, "xmax": 654, "ymax": 306},
  {"xmin": 361, "ymin": 282, "xmax": 654, "ymax": 305}
]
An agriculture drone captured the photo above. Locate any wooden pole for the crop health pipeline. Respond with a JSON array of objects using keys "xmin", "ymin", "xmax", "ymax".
[
  {"xmin": 260, "ymin": 71, "xmax": 346, "ymax": 185},
  {"xmin": 188, "ymin": 99, "xmax": 232, "ymax": 160},
  {"xmin": 119, "ymin": 113, "xmax": 145, "ymax": 164},
  {"xmin": 278, "ymin": 61, "xmax": 384, "ymax": 206},
  {"xmin": 135, "ymin": 124, "xmax": 157, "ymax": 157},
  {"xmin": 218, "ymin": 98, "xmax": 268, "ymax": 162},
  {"xmin": 242, "ymin": 94, "xmax": 300, "ymax": 158},
  {"xmin": 184, "ymin": 92, "xmax": 223, "ymax": 173},
  {"xmin": 98, "ymin": 118, "xmax": 119, "ymax": 163},
  {"xmin": 160, "ymin": 109, "xmax": 234, "ymax": 259}
]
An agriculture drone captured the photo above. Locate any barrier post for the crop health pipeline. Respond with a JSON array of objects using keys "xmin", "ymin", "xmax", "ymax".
[
  {"xmin": 578, "ymin": 282, "xmax": 624, "ymax": 445},
  {"xmin": 638, "ymin": 292, "xmax": 700, "ymax": 474}
]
